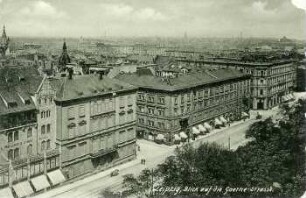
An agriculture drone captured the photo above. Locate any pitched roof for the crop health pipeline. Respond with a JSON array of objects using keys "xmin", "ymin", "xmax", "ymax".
[
  {"xmin": 116, "ymin": 68, "xmax": 249, "ymax": 92},
  {"xmin": 52, "ymin": 75, "xmax": 136, "ymax": 102},
  {"xmin": 0, "ymin": 66, "xmax": 42, "ymax": 115}
]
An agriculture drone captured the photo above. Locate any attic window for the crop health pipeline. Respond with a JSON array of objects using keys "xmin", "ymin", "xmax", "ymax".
[
  {"xmin": 24, "ymin": 99, "xmax": 31, "ymax": 105},
  {"xmin": 8, "ymin": 102, "xmax": 17, "ymax": 108}
]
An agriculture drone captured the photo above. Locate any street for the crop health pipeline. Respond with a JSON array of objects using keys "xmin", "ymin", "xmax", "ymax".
[{"xmin": 32, "ymin": 102, "xmax": 295, "ymax": 198}]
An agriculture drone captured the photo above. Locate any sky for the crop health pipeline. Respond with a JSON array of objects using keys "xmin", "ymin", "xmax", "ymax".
[{"xmin": 0, "ymin": 0, "xmax": 305, "ymax": 39}]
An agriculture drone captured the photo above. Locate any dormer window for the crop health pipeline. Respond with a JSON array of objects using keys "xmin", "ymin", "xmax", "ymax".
[{"xmin": 8, "ymin": 102, "xmax": 17, "ymax": 108}]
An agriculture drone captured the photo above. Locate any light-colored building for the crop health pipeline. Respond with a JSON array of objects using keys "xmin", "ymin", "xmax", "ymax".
[{"xmin": 49, "ymin": 73, "xmax": 138, "ymax": 178}]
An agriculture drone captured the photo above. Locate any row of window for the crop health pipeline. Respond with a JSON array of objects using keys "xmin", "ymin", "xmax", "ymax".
[
  {"xmin": 139, "ymin": 119, "xmax": 166, "ymax": 129},
  {"xmin": 38, "ymin": 97, "xmax": 53, "ymax": 105},
  {"xmin": 68, "ymin": 105, "xmax": 86, "ymax": 120},
  {"xmin": 41, "ymin": 124, "xmax": 51, "ymax": 135},
  {"xmin": 8, "ymin": 139, "xmax": 52, "ymax": 160},
  {"xmin": 138, "ymin": 94, "xmax": 165, "ymax": 104},
  {"xmin": 41, "ymin": 140, "xmax": 51, "ymax": 151},
  {"xmin": 41, "ymin": 110, "xmax": 51, "ymax": 119}
]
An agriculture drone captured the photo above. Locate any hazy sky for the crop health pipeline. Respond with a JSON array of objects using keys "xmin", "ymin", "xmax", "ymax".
[{"xmin": 0, "ymin": 0, "xmax": 305, "ymax": 39}]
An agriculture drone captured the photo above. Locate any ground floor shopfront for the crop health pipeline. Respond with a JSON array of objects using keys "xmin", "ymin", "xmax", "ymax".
[
  {"xmin": 61, "ymin": 141, "xmax": 136, "ymax": 179},
  {"xmin": 137, "ymin": 110, "xmax": 250, "ymax": 145}
]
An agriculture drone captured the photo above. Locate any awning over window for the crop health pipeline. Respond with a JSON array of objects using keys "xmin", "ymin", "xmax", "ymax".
[
  {"xmin": 198, "ymin": 124, "xmax": 207, "ymax": 133},
  {"xmin": 47, "ymin": 169, "xmax": 66, "ymax": 186},
  {"xmin": 31, "ymin": 174, "xmax": 51, "ymax": 191},
  {"xmin": 215, "ymin": 118, "xmax": 222, "ymax": 126},
  {"xmin": 174, "ymin": 134, "xmax": 181, "ymax": 141},
  {"xmin": 0, "ymin": 188, "xmax": 14, "ymax": 198},
  {"xmin": 13, "ymin": 181, "xmax": 34, "ymax": 198},
  {"xmin": 156, "ymin": 134, "xmax": 165, "ymax": 140},
  {"xmin": 204, "ymin": 122, "xmax": 212, "ymax": 130},
  {"xmin": 192, "ymin": 127, "xmax": 200, "ymax": 135},
  {"xmin": 179, "ymin": 132, "xmax": 188, "ymax": 139},
  {"xmin": 282, "ymin": 95, "xmax": 290, "ymax": 102},
  {"xmin": 241, "ymin": 112, "xmax": 249, "ymax": 118},
  {"xmin": 220, "ymin": 116, "xmax": 227, "ymax": 124}
]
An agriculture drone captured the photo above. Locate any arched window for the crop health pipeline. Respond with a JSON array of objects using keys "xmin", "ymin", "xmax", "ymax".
[
  {"xmin": 41, "ymin": 125, "xmax": 45, "ymax": 135},
  {"xmin": 14, "ymin": 148, "xmax": 19, "ymax": 159},
  {"xmin": 47, "ymin": 140, "xmax": 51, "ymax": 149},
  {"xmin": 27, "ymin": 144, "xmax": 32, "ymax": 155},
  {"xmin": 14, "ymin": 131, "xmax": 19, "ymax": 141},
  {"xmin": 47, "ymin": 124, "xmax": 50, "ymax": 133},
  {"xmin": 41, "ymin": 141, "xmax": 46, "ymax": 151},
  {"xmin": 8, "ymin": 132, "xmax": 13, "ymax": 142},
  {"xmin": 27, "ymin": 128, "xmax": 32, "ymax": 138},
  {"xmin": 8, "ymin": 150, "xmax": 13, "ymax": 160}
]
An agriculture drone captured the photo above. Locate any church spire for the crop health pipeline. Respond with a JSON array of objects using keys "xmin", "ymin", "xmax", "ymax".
[
  {"xmin": 63, "ymin": 38, "xmax": 67, "ymax": 50},
  {"xmin": 58, "ymin": 40, "xmax": 71, "ymax": 70},
  {"xmin": 2, "ymin": 25, "xmax": 7, "ymax": 39}
]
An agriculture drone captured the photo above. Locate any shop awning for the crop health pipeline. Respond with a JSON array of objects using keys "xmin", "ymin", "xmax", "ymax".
[
  {"xmin": 174, "ymin": 134, "xmax": 181, "ymax": 141},
  {"xmin": 13, "ymin": 181, "xmax": 34, "ymax": 198},
  {"xmin": 47, "ymin": 169, "xmax": 66, "ymax": 186},
  {"xmin": 192, "ymin": 127, "xmax": 200, "ymax": 135},
  {"xmin": 31, "ymin": 174, "xmax": 51, "ymax": 191},
  {"xmin": 220, "ymin": 116, "xmax": 227, "ymax": 124},
  {"xmin": 204, "ymin": 122, "xmax": 212, "ymax": 130},
  {"xmin": 156, "ymin": 134, "xmax": 165, "ymax": 140},
  {"xmin": 289, "ymin": 94, "xmax": 295, "ymax": 100},
  {"xmin": 0, "ymin": 188, "xmax": 14, "ymax": 198},
  {"xmin": 215, "ymin": 118, "xmax": 222, "ymax": 126},
  {"xmin": 179, "ymin": 132, "xmax": 188, "ymax": 139},
  {"xmin": 198, "ymin": 124, "xmax": 207, "ymax": 132},
  {"xmin": 241, "ymin": 112, "xmax": 249, "ymax": 118},
  {"xmin": 282, "ymin": 96, "xmax": 288, "ymax": 102}
]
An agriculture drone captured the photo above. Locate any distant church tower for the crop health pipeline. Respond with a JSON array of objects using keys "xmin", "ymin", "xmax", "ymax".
[
  {"xmin": 0, "ymin": 25, "xmax": 10, "ymax": 57},
  {"xmin": 58, "ymin": 41, "xmax": 71, "ymax": 71}
]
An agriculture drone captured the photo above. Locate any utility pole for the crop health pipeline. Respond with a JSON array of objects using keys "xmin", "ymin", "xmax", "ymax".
[
  {"xmin": 151, "ymin": 168, "xmax": 154, "ymax": 197},
  {"xmin": 228, "ymin": 136, "xmax": 231, "ymax": 150}
]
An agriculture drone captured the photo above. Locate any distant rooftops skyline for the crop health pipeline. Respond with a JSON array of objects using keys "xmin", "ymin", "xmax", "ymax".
[{"xmin": 0, "ymin": 0, "xmax": 304, "ymax": 39}]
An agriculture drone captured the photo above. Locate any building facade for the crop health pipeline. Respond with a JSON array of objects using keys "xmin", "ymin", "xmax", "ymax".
[
  {"xmin": 116, "ymin": 68, "xmax": 251, "ymax": 144},
  {"xmin": 51, "ymin": 74, "xmax": 137, "ymax": 178},
  {"xmin": 0, "ymin": 66, "xmax": 60, "ymax": 192},
  {"xmin": 177, "ymin": 59, "xmax": 296, "ymax": 110}
]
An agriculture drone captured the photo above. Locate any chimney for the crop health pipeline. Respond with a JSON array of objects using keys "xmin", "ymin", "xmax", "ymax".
[{"xmin": 68, "ymin": 68, "xmax": 73, "ymax": 80}]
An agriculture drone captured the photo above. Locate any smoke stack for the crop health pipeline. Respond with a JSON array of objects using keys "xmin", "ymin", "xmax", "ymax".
[{"xmin": 68, "ymin": 68, "xmax": 73, "ymax": 80}]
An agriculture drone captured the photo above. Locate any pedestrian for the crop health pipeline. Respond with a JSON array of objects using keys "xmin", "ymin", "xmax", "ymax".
[
  {"xmin": 138, "ymin": 145, "xmax": 140, "ymax": 151},
  {"xmin": 229, "ymin": 123, "xmax": 231, "ymax": 127}
]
